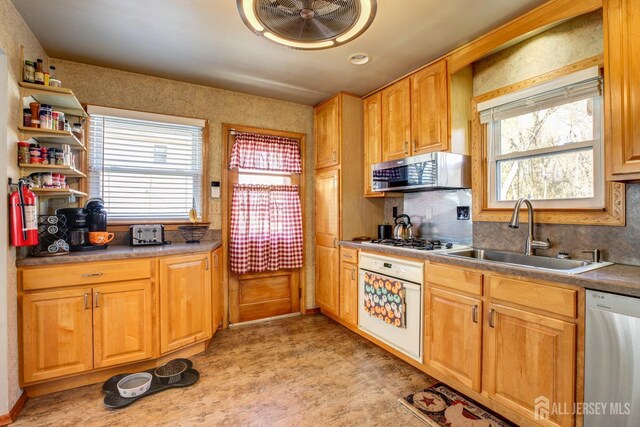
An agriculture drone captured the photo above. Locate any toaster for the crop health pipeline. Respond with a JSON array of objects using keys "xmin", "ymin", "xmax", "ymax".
[{"xmin": 129, "ymin": 224, "xmax": 166, "ymax": 246}]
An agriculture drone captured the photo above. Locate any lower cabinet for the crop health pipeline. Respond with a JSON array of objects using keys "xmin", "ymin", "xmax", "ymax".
[
  {"xmin": 339, "ymin": 248, "xmax": 358, "ymax": 326},
  {"xmin": 424, "ymin": 286, "xmax": 482, "ymax": 391},
  {"xmin": 484, "ymin": 303, "xmax": 576, "ymax": 427},
  {"xmin": 159, "ymin": 253, "xmax": 212, "ymax": 354},
  {"xmin": 315, "ymin": 245, "xmax": 339, "ymax": 316}
]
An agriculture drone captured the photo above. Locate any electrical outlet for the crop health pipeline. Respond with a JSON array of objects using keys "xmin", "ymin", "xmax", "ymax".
[
  {"xmin": 424, "ymin": 206, "xmax": 433, "ymax": 220},
  {"xmin": 457, "ymin": 206, "xmax": 470, "ymax": 220}
]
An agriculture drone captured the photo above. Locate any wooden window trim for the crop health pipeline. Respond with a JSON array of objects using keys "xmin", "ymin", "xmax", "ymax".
[{"xmin": 471, "ymin": 55, "xmax": 626, "ymax": 226}]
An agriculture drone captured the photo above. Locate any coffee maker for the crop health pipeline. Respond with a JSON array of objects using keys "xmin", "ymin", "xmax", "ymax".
[{"xmin": 57, "ymin": 198, "xmax": 109, "ymax": 251}]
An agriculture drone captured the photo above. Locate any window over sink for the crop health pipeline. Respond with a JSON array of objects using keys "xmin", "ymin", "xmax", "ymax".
[
  {"xmin": 87, "ymin": 106, "xmax": 206, "ymax": 222},
  {"xmin": 478, "ymin": 67, "xmax": 604, "ymax": 209}
]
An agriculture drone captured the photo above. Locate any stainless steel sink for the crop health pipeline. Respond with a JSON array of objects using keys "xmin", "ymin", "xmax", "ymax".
[{"xmin": 444, "ymin": 249, "xmax": 613, "ymax": 275}]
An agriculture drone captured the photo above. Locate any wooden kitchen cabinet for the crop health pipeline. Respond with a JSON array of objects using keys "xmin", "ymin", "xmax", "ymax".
[
  {"xmin": 339, "ymin": 248, "xmax": 358, "ymax": 326},
  {"xmin": 212, "ymin": 247, "xmax": 223, "ymax": 333},
  {"xmin": 316, "ymin": 245, "xmax": 339, "ymax": 316},
  {"xmin": 605, "ymin": 0, "xmax": 640, "ymax": 180},
  {"xmin": 425, "ymin": 286, "xmax": 482, "ymax": 391},
  {"xmin": 159, "ymin": 253, "xmax": 212, "ymax": 354},
  {"xmin": 92, "ymin": 281, "xmax": 154, "ymax": 369},
  {"xmin": 363, "ymin": 92, "xmax": 384, "ymax": 197},
  {"xmin": 314, "ymin": 95, "xmax": 340, "ymax": 169},
  {"xmin": 21, "ymin": 288, "xmax": 93, "ymax": 383},
  {"xmin": 411, "ymin": 60, "xmax": 449, "ymax": 154},
  {"xmin": 381, "ymin": 78, "xmax": 412, "ymax": 161},
  {"xmin": 484, "ymin": 303, "xmax": 576, "ymax": 427}
]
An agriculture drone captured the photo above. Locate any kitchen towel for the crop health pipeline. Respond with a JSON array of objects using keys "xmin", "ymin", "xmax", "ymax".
[{"xmin": 363, "ymin": 272, "xmax": 406, "ymax": 328}]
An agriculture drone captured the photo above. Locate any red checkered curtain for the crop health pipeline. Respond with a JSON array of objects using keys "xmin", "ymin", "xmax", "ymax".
[
  {"xmin": 229, "ymin": 132, "xmax": 302, "ymax": 173},
  {"xmin": 230, "ymin": 184, "xmax": 303, "ymax": 274}
]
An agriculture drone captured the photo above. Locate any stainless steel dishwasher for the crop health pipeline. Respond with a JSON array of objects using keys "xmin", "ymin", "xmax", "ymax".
[{"xmin": 585, "ymin": 290, "xmax": 640, "ymax": 426}]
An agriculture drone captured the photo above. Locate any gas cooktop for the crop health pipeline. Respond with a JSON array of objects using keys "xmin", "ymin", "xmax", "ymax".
[{"xmin": 360, "ymin": 238, "xmax": 469, "ymax": 252}]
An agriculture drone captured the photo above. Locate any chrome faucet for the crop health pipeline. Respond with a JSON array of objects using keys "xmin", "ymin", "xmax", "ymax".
[{"xmin": 508, "ymin": 197, "xmax": 550, "ymax": 256}]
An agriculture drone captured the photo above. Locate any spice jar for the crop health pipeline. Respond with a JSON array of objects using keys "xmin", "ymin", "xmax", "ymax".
[
  {"xmin": 56, "ymin": 152, "xmax": 65, "ymax": 165},
  {"xmin": 40, "ymin": 147, "xmax": 48, "ymax": 165},
  {"xmin": 18, "ymin": 142, "xmax": 30, "ymax": 164},
  {"xmin": 29, "ymin": 102, "xmax": 40, "ymax": 128},
  {"xmin": 34, "ymin": 59, "xmax": 45, "ymax": 85},
  {"xmin": 48, "ymin": 147, "xmax": 57, "ymax": 165},
  {"xmin": 23, "ymin": 60, "xmax": 35, "ymax": 83},
  {"xmin": 56, "ymin": 112, "xmax": 65, "ymax": 131},
  {"xmin": 23, "ymin": 109, "xmax": 32, "ymax": 127},
  {"xmin": 29, "ymin": 144, "xmax": 42, "ymax": 163}
]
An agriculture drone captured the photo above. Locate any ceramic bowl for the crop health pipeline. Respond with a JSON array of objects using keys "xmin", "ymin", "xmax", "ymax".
[
  {"xmin": 154, "ymin": 360, "xmax": 188, "ymax": 385},
  {"xmin": 116, "ymin": 372, "xmax": 152, "ymax": 398}
]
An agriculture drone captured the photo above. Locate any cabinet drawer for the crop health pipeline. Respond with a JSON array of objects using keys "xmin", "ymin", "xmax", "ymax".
[
  {"xmin": 21, "ymin": 259, "xmax": 153, "ymax": 291},
  {"xmin": 340, "ymin": 247, "xmax": 358, "ymax": 264},
  {"xmin": 488, "ymin": 275, "xmax": 577, "ymax": 318},
  {"xmin": 426, "ymin": 263, "xmax": 483, "ymax": 295}
]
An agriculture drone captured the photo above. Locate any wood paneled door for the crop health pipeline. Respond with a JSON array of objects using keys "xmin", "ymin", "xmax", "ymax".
[
  {"xmin": 363, "ymin": 92, "xmax": 384, "ymax": 197},
  {"xmin": 339, "ymin": 260, "xmax": 358, "ymax": 326},
  {"xmin": 605, "ymin": 0, "xmax": 640, "ymax": 180},
  {"xmin": 411, "ymin": 60, "xmax": 449, "ymax": 154},
  {"xmin": 230, "ymin": 269, "xmax": 299, "ymax": 323},
  {"xmin": 381, "ymin": 78, "xmax": 412, "ymax": 161},
  {"xmin": 425, "ymin": 287, "xmax": 482, "ymax": 391},
  {"xmin": 483, "ymin": 303, "xmax": 576, "ymax": 427},
  {"xmin": 21, "ymin": 288, "xmax": 93, "ymax": 383},
  {"xmin": 315, "ymin": 96, "xmax": 340, "ymax": 169},
  {"xmin": 92, "ymin": 280, "xmax": 154, "ymax": 368},
  {"xmin": 159, "ymin": 254, "xmax": 212, "ymax": 354}
]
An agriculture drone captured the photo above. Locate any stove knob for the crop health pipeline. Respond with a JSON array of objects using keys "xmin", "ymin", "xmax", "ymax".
[{"xmin": 446, "ymin": 243, "xmax": 453, "ymax": 249}]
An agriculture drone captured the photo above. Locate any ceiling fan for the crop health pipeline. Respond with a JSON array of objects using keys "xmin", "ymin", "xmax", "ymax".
[{"xmin": 237, "ymin": 0, "xmax": 377, "ymax": 50}]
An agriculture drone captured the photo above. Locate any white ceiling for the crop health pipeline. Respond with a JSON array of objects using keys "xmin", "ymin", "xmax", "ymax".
[{"xmin": 12, "ymin": 0, "xmax": 544, "ymax": 105}]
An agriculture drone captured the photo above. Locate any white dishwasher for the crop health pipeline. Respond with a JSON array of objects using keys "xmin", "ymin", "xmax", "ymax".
[{"xmin": 585, "ymin": 290, "xmax": 640, "ymax": 426}]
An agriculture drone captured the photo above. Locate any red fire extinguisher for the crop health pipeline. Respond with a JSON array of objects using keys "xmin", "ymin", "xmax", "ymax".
[{"xmin": 10, "ymin": 178, "xmax": 39, "ymax": 247}]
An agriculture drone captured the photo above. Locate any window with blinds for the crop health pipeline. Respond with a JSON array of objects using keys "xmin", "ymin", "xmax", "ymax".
[
  {"xmin": 87, "ymin": 106, "xmax": 205, "ymax": 221},
  {"xmin": 477, "ymin": 67, "xmax": 604, "ymax": 209}
]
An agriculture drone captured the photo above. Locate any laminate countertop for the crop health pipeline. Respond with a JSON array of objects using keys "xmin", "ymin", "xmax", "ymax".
[
  {"xmin": 341, "ymin": 241, "xmax": 640, "ymax": 298},
  {"xmin": 16, "ymin": 241, "xmax": 222, "ymax": 267}
]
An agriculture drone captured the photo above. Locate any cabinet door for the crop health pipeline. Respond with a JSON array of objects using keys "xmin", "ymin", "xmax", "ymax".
[
  {"xmin": 212, "ymin": 248, "xmax": 223, "ymax": 333},
  {"xmin": 484, "ymin": 303, "xmax": 576, "ymax": 427},
  {"xmin": 411, "ymin": 60, "xmax": 449, "ymax": 154},
  {"xmin": 315, "ymin": 96, "xmax": 340, "ymax": 169},
  {"xmin": 605, "ymin": 0, "xmax": 640, "ymax": 179},
  {"xmin": 315, "ymin": 245, "xmax": 339, "ymax": 316},
  {"xmin": 339, "ymin": 261, "xmax": 358, "ymax": 326},
  {"xmin": 22, "ymin": 288, "xmax": 93, "ymax": 383},
  {"xmin": 159, "ymin": 254, "xmax": 212, "ymax": 354},
  {"xmin": 381, "ymin": 78, "xmax": 412, "ymax": 161},
  {"xmin": 425, "ymin": 287, "xmax": 482, "ymax": 391},
  {"xmin": 93, "ymin": 280, "xmax": 154, "ymax": 369},
  {"xmin": 363, "ymin": 93, "xmax": 384, "ymax": 197},
  {"xmin": 315, "ymin": 168, "xmax": 340, "ymax": 247}
]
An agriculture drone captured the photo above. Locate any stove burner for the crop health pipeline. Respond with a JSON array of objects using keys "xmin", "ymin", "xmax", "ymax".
[{"xmin": 368, "ymin": 238, "xmax": 455, "ymax": 251}]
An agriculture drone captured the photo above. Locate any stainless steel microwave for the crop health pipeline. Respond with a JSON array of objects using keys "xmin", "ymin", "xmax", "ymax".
[{"xmin": 371, "ymin": 152, "xmax": 471, "ymax": 193}]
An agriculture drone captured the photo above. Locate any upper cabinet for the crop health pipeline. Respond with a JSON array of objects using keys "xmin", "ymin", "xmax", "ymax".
[
  {"xmin": 314, "ymin": 96, "xmax": 340, "ymax": 169},
  {"xmin": 363, "ymin": 93, "xmax": 383, "ymax": 197},
  {"xmin": 411, "ymin": 60, "xmax": 450, "ymax": 155},
  {"xmin": 605, "ymin": 0, "xmax": 640, "ymax": 180},
  {"xmin": 381, "ymin": 78, "xmax": 412, "ymax": 161}
]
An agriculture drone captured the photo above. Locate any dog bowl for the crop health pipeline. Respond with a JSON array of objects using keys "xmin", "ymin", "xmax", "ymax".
[
  {"xmin": 116, "ymin": 372, "xmax": 152, "ymax": 398},
  {"xmin": 154, "ymin": 360, "xmax": 188, "ymax": 385}
]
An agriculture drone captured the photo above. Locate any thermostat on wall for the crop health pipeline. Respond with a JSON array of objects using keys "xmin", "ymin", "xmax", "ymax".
[{"xmin": 211, "ymin": 181, "xmax": 220, "ymax": 198}]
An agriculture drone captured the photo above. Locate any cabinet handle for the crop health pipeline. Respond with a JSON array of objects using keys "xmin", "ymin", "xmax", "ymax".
[
  {"xmin": 404, "ymin": 141, "xmax": 409, "ymax": 154},
  {"xmin": 488, "ymin": 308, "xmax": 495, "ymax": 328},
  {"xmin": 95, "ymin": 292, "xmax": 100, "ymax": 308},
  {"xmin": 331, "ymin": 151, "xmax": 337, "ymax": 161},
  {"xmin": 351, "ymin": 269, "xmax": 356, "ymax": 281},
  {"xmin": 82, "ymin": 272, "xmax": 103, "ymax": 277},
  {"xmin": 413, "ymin": 140, "xmax": 418, "ymax": 152},
  {"xmin": 84, "ymin": 293, "xmax": 89, "ymax": 310},
  {"xmin": 205, "ymin": 257, "xmax": 209, "ymax": 271},
  {"xmin": 472, "ymin": 304, "xmax": 478, "ymax": 323},
  {"xmin": 333, "ymin": 238, "xmax": 337, "ymax": 248}
]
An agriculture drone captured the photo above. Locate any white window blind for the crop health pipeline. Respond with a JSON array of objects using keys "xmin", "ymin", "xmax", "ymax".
[{"xmin": 87, "ymin": 106, "xmax": 205, "ymax": 221}]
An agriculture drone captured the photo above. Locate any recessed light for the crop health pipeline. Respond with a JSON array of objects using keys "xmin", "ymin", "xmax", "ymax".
[
  {"xmin": 237, "ymin": 0, "xmax": 377, "ymax": 51},
  {"xmin": 349, "ymin": 53, "xmax": 371, "ymax": 65}
]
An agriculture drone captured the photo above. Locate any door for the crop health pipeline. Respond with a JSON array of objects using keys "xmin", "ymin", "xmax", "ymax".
[
  {"xmin": 315, "ymin": 168, "xmax": 340, "ymax": 315},
  {"xmin": 425, "ymin": 287, "xmax": 482, "ymax": 391},
  {"xmin": 21, "ymin": 288, "xmax": 93, "ymax": 383},
  {"xmin": 605, "ymin": 0, "xmax": 640, "ymax": 178},
  {"xmin": 231, "ymin": 269, "xmax": 300, "ymax": 322},
  {"xmin": 315, "ymin": 95, "xmax": 340, "ymax": 169},
  {"xmin": 411, "ymin": 60, "xmax": 449, "ymax": 154},
  {"xmin": 363, "ymin": 93, "xmax": 384, "ymax": 197},
  {"xmin": 212, "ymin": 247, "xmax": 223, "ymax": 332},
  {"xmin": 484, "ymin": 303, "xmax": 576, "ymax": 427},
  {"xmin": 381, "ymin": 78, "xmax": 412, "ymax": 161},
  {"xmin": 339, "ymin": 261, "xmax": 358, "ymax": 326},
  {"xmin": 93, "ymin": 280, "xmax": 154, "ymax": 368},
  {"xmin": 159, "ymin": 254, "xmax": 212, "ymax": 354}
]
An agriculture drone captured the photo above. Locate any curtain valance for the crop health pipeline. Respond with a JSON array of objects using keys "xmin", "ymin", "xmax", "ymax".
[{"xmin": 229, "ymin": 132, "xmax": 302, "ymax": 173}]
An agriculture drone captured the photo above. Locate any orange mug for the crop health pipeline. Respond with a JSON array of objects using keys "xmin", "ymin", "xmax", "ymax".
[{"xmin": 89, "ymin": 232, "xmax": 114, "ymax": 245}]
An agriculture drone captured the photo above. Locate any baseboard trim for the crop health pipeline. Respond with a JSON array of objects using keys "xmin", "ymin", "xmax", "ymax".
[
  {"xmin": 304, "ymin": 307, "xmax": 321, "ymax": 314},
  {"xmin": 229, "ymin": 312, "xmax": 301, "ymax": 328},
  {"xmin": 0, "ymin": 392, "xmax": 28, "ymax": 426}
]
